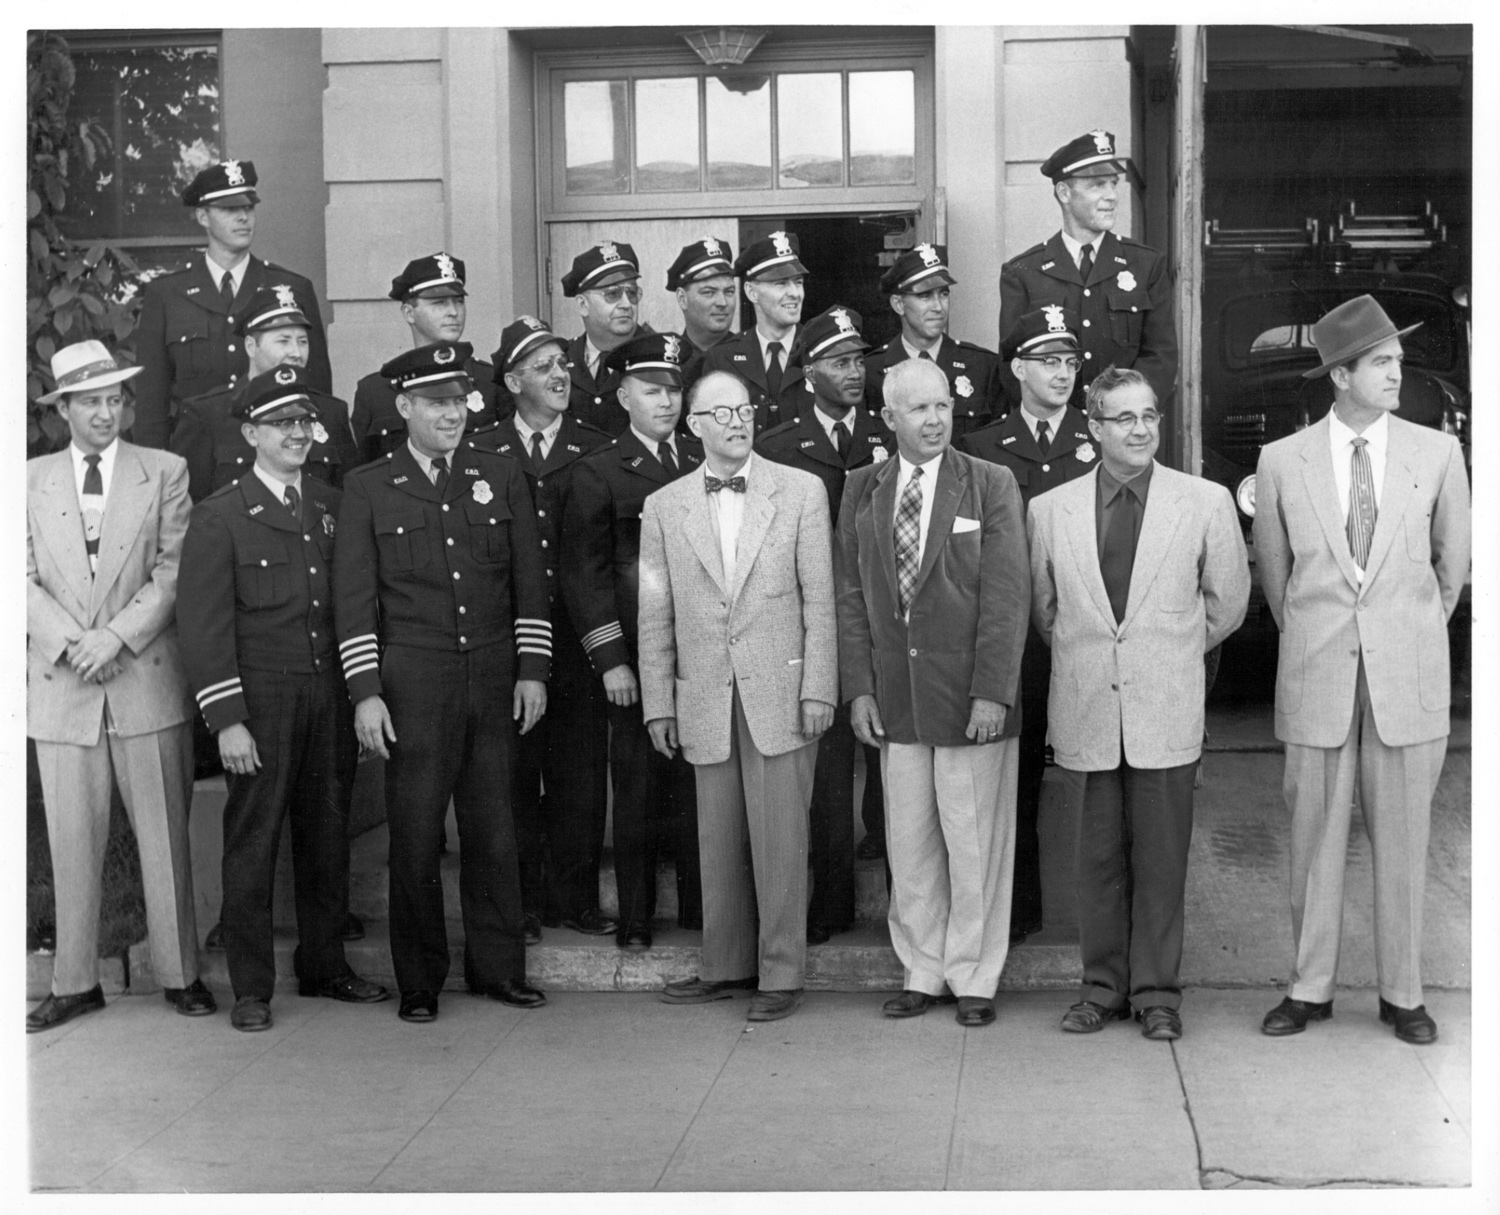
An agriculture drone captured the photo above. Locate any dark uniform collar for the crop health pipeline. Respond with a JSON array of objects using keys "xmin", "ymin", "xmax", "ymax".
[{"xmin": 237, "ymin": 464, "xmax": 301, "ymax": 532}]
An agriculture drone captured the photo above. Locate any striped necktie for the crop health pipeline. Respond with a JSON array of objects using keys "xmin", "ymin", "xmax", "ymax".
[{"xmin": 1346, "ymin": 437, "xmax": 1377, "ymax": 567}]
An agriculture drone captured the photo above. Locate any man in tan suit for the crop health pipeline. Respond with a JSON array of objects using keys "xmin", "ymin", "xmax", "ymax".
[
  {"xmin": 639, "ymin": 371, "xmax": 837, "ymax": 1022},
  {"xmin": 1029, "ymin": 366, "xmax": 1248, "ymax": 1041},
  {"xmin": 27, "ymin": 340, "xmax": 214, "ymax": 1033},
  {"xmin": 1254, "ymin": 296, "xmax": 1470, "ymax": 1045}
]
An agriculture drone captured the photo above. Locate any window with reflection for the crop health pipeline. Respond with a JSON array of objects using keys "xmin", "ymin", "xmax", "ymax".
[
  {"xmin": 706, "ymin": 75, "xmax": 772, "ymax": 190},
  {"xmin": 635, "ymin": 77, "xmax": 700, "ymax": 192},
  {"xmin": 565, "ymin": 80, "xmax": 629, "ymax": 194},
  {"xmin": 849, "ymin": 71, "xmax": 915, "ymax": 185},
  {"xmin": 777, "ymin": 73, "xmax": 843, "ymax": 188}
]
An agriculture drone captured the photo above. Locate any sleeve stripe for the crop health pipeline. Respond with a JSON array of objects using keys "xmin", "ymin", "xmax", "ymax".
[
  {"xmin": 197, "ymin": 684, "xmax": 243, "ymax": 710},
  {"xmin": 196, "ymin": 676, "xmax": 241, "ymax": 699},
  {"xmin": 580, "ymin": 622, "xmax": 623, "ymax": 651},
  {"xmin": 343, "ymin": 660, "xmax": 379, "ymax": 679},
  {"xmin": 514, "ymin": 618, "xmax": 552, "ymax": 634},
  {"xmin": 517, "ymin": 646, "xmax": 553, "ymax": 658},
  {"xmin": 339, "ymin": 633, "xmax": 379, "ymax": 656}
]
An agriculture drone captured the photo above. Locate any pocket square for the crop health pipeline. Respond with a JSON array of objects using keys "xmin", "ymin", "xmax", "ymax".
[{"xmin": 952, "ymin": 517, "xmax": 981, "ymax": 534}]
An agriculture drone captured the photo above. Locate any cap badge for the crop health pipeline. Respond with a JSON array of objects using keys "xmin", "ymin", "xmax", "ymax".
[
  {"xmin": 434, "ymin": 346, "xmax": 457, "ymax": 365},
  {"xmin": 1075, "ymin": 441, "xmax": 1095, "ymax": 464},
  {"xmin": 472, "ymin": 479, "xmax": 493, "ymax": 505},
  {"xmin": 769, "ymin": 231, "xmax": 793, "ymax": 257},
  {"xmin": 830, "ymin": 307, "xmax": 856, "ymax": 336},
  {"xmin": 662, "ymin": 334, "xmax": 683, "ymax": 363},
  {"xmin": 311, "ymin": 421, "xmax": 330, "ymax": 445},
  {"xmin": 598, "ymin": 241, "xmax": 620, "ymax": 262},
  {"xmin": 520, "ymin": 315, "xmax": 545, "ymax": 331},
  {"xmin": 955, "ymin": 375, "xmax": 974, "ymax": 398},
  {"xmin": 871, "ymin": 446, "xmax": 889, "ymax": 463},
  {"xmin": 702, "ymin": 237, "xmax": 723, "ymax": 257},
  {"xmin": 915, "ymin": 243, "xmax": 941, "ymax": 268},
  {"xmin": 436, "ymin": 252, "xmax": 457, "ymax": 280},
  {"xmin": 1089, "ymin": 130, "xmax": 1113, "ymax": 155},
  {"xmin": 223, "ymin": 159, "xmax": 244, "ymax": 186},
  {"xmin": 274, "ymin": 284, "xmax": 297, "ymax": 309},
  {"xmin": 1116, "ymin": 270, "xmax": 1137, "ymax": 292},
  {"xmin": 275, "ymin": 366, "xmax": 297, "ymax": 385},
  {"xmin": 466, "ymin": 391, "xmax": 484, "ymax": 413},
  {"xmin": 1043, "ymin": 304, "xmax": 1068, "ymax": 333}
]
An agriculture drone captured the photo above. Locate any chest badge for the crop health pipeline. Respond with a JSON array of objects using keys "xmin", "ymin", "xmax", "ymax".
[
  {"xmin": 871, "ymin": 446, "xmax": 889, "ymax": 463},
  {"xmin": 472, "ymin": 479, "xmax": 494, "ymax": 505},
  {"xmin": 1116, "ymin": 270, "xmax": 1137, "ymax": 292},
  {"xmin": 1075, "ymin": 442, "xmax": 1096, "ymax": 464},
  {"xmin": 954, "ymin": 375, "xmax": 974, "ymax": 398},
  {"xmin": 310, "ymin": 421, "xmax": 329, "ymax": 445},
  {"xmin": 322, "ymin": 512, "xmax": 336, "ymax": 537},
  {"xmin": 466, "ymin": 391, "xmax": 485, "ymax": 413}
]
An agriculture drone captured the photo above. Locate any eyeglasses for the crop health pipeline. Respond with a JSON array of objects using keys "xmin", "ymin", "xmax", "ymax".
[
  {"xmin": 259, "ymin": 417, "xmax": 315, "ymax": 434},
  {"xmin": 588, "ymin": 284, "xmax": 642, "ymax": 305},
  {"xmin": 518, "ymin": 355, "xmax": 572, "ymax": 377},
  {"xmin": 691, "ymin": 404, "xmax": 757, "ymax": 426},
  {"xmin": 1022, "ymin": 355, "xmax": 1083, "ymax": 374},
  {"xmin": 1094, "ymin": 410, "xmax": 1162, "ymax": 430}
]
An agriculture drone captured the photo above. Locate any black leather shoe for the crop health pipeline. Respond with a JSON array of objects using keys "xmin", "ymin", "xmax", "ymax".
[
  {"xmin": 955, "ymin": 996, "xmax": 996, "ymax": 1027},
  {"xmin": 558, "ymin": 909, "xmax": 618, "ymax": 935},
  {"xmin": 855, "ymin": 835, "xmax": 886, "ymax": 861},
  {"xmin": 1137, "ymin": 1005, "xmax": 1182, "ymax": 1040},
  {"xmin": 299, "ymin": 972, "xmax": 390, "ymax": 1003},
  {"xmin": 660, "ymin": 975, "xmax": 757, "ymax": 1004},
  {"xmin": 204, "ymin": 922, "xmax": 226, "ymax": 952},
  {"xmin": 1379, "ymin": 998, "xmax": 1438, "ymax": 1045},
  {"xmin": 748, "ymin": 989, "xmax": 804, "ymax": 1021},
  {"xmin": 483, "ymin": 980, "xmax": 547, "ymax": 1009},
  {"xmin": 617, "ymin": 923, "xmax": 652, "ymax": 951},
  {"xmin": 1261, "ymin": 996, "xmax": 1333, "ymax": 1037},
  {"xmin": 26, "ymin": 985, "xmax": 105, "ymax": 1034},
  {"xmin": 1060, "ymin": 1000, "xmax": 1131, "ymax": 1033},
  {"xmin": 164, "ymin": 978, "xmax": 217, "ymax": 1017},
  {"xmin": 341, "ymin": 913, "xmax": 365, "ymax": 942},
  {"xmin": 806, "ymin": 922, "xmax": 831, "ymax": 945},
  {"xmin": 882, "ymin": 989, "xmax": 956, "ymax": 1019},
  {"xmin": 230, "ymin": 996, "xmax": 273, "ymax": 1032},
  {"xmin": 523, "ymin": 913, "xmax": 543, "ymax": 946},
  {"xmin": 398, "ymin": 991, "xmax": 439, "ymax": 1022}
]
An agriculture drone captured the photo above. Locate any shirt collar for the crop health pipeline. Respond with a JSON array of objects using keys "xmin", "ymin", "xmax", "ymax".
[
  {"xmin": 632, "ymin": 425, "xmax": 676, "ymax": 457},
  {"xmin": 755, "ymin": 326, "xmax": 795, "ymax": 365},
  {"xmin": 252, "ymin": 463, "xmax": 302, "ymax": 504},
  {"xmin": 897, "ymin": 448, "xmax": 943, "ymax": 481},
  {"xmin": 71, "ymin": 439, "xmax": 119, "ymax": 483},
  {"xmin": 1328, "ymin": 407, "xmax": 1389, "ymax": 452},
  {"xmin": 900, "ymin": 334, "xmax": 941, "ymax": 361},
  {"xmin": 1059, "ymin": 230, "xmax": 1103, "ymax": 268},
  {"xmin": 406, "ymin": 439, "xmax": 449, "ymax": 478},
  {"xmin": 814, "ymin": 405, "xmax": 854, "ymax": 440},
  {"xmin": 1098, "ymin": 458, "xmax": 1153, "ymax": 506},
  {"xmin": 207, "ymin": 252, "xmax": 250, "ymax": 291},
  {"xmin": 1019, "ymin": 402, "xmax": 1065, "ymax": 440},
  {"xmin": 513, "ymin": 411, "xmax": 563, "ymax": 445},
  {"xmin": 703, "ymin": 450, "xmax": 754, "ymax": 488}
]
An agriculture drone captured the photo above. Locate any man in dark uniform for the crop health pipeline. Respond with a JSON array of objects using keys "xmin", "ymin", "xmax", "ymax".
[
  {"xmin": 562, "ymin": 241, "xmax": 650, "ymax": 436},
  {"xmin": 864, "ymin": 243, "xmax": 1004, "ymax": 445},
  {"xmin": 561, "ymin": 332, "xmax": 705, "ymax": 949},
  {"xmin": 171, "ymin": 285, "xmax": 359, "ymax": 503},
  {"xmin": 178, "ymin": 373, "xmax": 390, "ymax": 1032},
  {"xmin": 998, "ymin": 130, "xmax": 1177, "ymax": 412},
  {"xmin": 350, "ymin": 253, "xmax": 505, "ymax": 465},
  {"xmin": 693, "ymin": 231, "xmax": 812, "ymax": 432},
  {"xmin": 960, "ymin": 306, "xmax": 1095, "ymax": 941},
  {"xmin": 333, "ymin": 342, "xmax": 551, "ymax": 1023},
  {"xmin": 467, "ymin": 317, "xmax": 614, "ymax": 944},
  {"xmin": 757, "ymin": 306, "xmax": 896, "ymax": 941},
  {"xmin": 667, "ymin": 236, "xmax": 738, "ymax": 373},
  {"xmin": 132, "ymin": 159, "xmax": 331, "ymax": 449}
]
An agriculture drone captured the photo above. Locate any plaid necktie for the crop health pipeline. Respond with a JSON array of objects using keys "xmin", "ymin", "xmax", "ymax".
[
  {"xmin": 285, "ymin": 484, "xmax": 301, "ymax": 521},
  {"xmin": 894, "ymin": 466, "xmax": 924, "ymax": 613},
  {"xmin": 1346, "ymin": 437, "xmax": 1377, "ymax": 567}
]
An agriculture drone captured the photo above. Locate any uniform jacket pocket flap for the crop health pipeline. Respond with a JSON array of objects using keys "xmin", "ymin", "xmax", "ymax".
[
  {"xmin": 1104, "ymin": 283, "xmax": 1149, "ymax": 311},
  {"xmin": 464, "ymin": 497, "xmax": 512, "ymax": 525},
  {"xmin": 166, "ymin": 317, "xmax": 209, "ymax": 343},
  {"xmin": 374, "ymin": 509, "xmax": 426, "ymax": 536},
  {"xmin": 236, "ymin": 545, "xmax": 289, "ymax": 567}
]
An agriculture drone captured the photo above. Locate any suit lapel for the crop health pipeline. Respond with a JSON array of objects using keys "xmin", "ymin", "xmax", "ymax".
[
  {"xmin": 35, "ymin": 454, "xmax": 93, "ymax": 604},
  {"xmin": 1039, "ymin": 233, "xmax": 1083, "ymax": 287},
  {"xmin": 1059, "ymin": 469, "xmax": 1115, "ymax": 625},
  {"xmin": 1120, "ymin": 466, "xmax": 1186, "ymax": 629},
  {"xmin": 680, "ymin": 474, "xmax": 727, "ymax": 596},
  {"xmin": 731, "ymin": 458, "xmax": 778, "ymax": 601},
  {"xmin": 797, "ymin": 410, "xmax": 845, "ymax": 470},
  {"xmin": 909, "ymin": 452, "xmax": 965, "ymax": 603},
  {"xmin": 233, "ymin": 256, "xmax": 267, "ymax": 322},
  {"xmin": 237, "ymin": 471, "xmax": 300, "ymax": 533},
  {"xmin": 617, "ymin": 430, "xmax": 671, "ymax": 488},
  {"xmin": 729, "ymin": 331, "xmax": 770, "ymax": 395},
  {"xmin": 1360, "ymin": 432, "xmax": 1413, "ymax": 587},
  {"xmin": 1006, "ymin": 409, "xmax": 1046, "ymax": 463},
  {"xmin": 1297, "ymin": 417, "xmax": 1361, "ymax": 595},
  {"xmin": 90, "ymin": 445, "xmax": 155, "ymax": 619},
  {"xmin": 1087, "ymin": 232, "xmax": 1120, "ymax": 288},
  {"xmin": 389, "ymin": 444, "xmax": 442, "ymax": 503},
  {"xmin": 567, "ymin": 335, "xmax": 598, "ymax": 396},
  {"xmin": 871, "ymin": 455, "xmax": 902, "ymax": 606}
]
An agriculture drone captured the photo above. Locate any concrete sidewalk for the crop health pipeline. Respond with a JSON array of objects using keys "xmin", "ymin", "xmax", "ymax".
[{"xmin": 27, "ymin": 986, "xmax": 1469, "ymax": 1193}]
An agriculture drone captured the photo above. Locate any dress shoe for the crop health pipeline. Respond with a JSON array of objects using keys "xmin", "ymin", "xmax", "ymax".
[
  {"xmin": 1261, "ymin": 996, "xmax": 1333, "ymax": 1037},
  {"xmin": 204, "ymin": 922, "xmax": 227, "ymax": 952},
  {"xmin": 1060, "ymin": 1000, "xmax": 1131, "ymax": 1033},
  {"xmin": 478, "ymin": 979, "xmax": 547, "ymax": 1009},
  {"xmin": 748, "ymin": 989, "xmax": 804, "ymax": 1021},
  {"xmin": 1379, "ymin": 998, "xmax": 1438, "ymax": 1045},
  {"xmin": 557, "ymin": 909, "xmax": 618, "ymax": 936},
  {"xmin": 617, "ymin": 923, "xmax": 653, "ymax": 951},
  {"xmin": 660, "ymin": 975, "xmax": 757, "ymax": 1004},
  {"xmin": 341, "ymin": 912, "xmax": 365, "ymax": 942},
  {"xmin": 882, "ymin": 989, "xmax": 956, "ymax": 1019},
  {"xmin": 299, "ymin": 972, "xmax": 390, "ymax": 1003},
  {"xmin": 164, "ymin": 978, "xmax": 217, "ymax": 1017},
  {"xmin": 523, "ymin": 912, "xmax": 543, "ymax": 945},
  {"xmin": 230, "ymin": 996, "xmax": 273, "ymax": 1032},
  {"xmin": 398, "ymin": 991, "xmax": 439, "ymax": 1022},
  {"xmin": 806, "ymin": 922, "xmax": 831, "ymax": 946},
  {"xmin": 955, "ymin": 996, "xmax": 996, "ymax": 1027},
  {"xmin": 1137, "ymin": 1005, "xmax": 1183, "ymax": 1040},
  {"xmin": 26, "ymin": 985, "xmax": 105, "ymax": 1034},
  {"xmin": 855, "ymin": 835, "xmax": 886, "ymax": 861}
]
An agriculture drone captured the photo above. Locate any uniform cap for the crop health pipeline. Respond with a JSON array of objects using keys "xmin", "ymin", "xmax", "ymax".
[
  {"xmin": 666, "ymin": 237, "xmax": 736, "ymax": 291},
  {"xmin": 791, "ymin": 306, "xmax": 869, "ymax": 367},
  {"xmin": 879, "ymin": 243, "xmax": 956, "ymax": 295},
  {"xmin": 561, "ymin": 241, "xmax": 641, "ymax": 297},
  {"xmin": 182, "ymin": 159, "xmax": 259, "ymax": 206},
  {"xmin": 234, "ymin": 364, "xmax": 318, "ymax": 423},
  {"xmin": 734, "ymin": 231, "xmax": 808, "ymax": 281},
  {"xmin": 390, "ymin": 252, "xmax": 467, "ymax": 301},
  {"xmin": 1039, "ymin": 130, "xmax": 1130, "ymax": 181},
  {"xmin": 494, "ymin": 316, "xmax": 565, "ymax": 371},
  {"xmin": 603, "ymin": 332, "xmax": 688, "ymax": 387},
  {"xmin": 235, "ymin": 283, "xmax": 312, "ymax": 335},
  {"xmin": 381, "ymin": 341, "xmax": 475, "ymax": 399},
  {"xmin": 1003, "ymin": 305, "xmax": 1082, "ymax": 361}
]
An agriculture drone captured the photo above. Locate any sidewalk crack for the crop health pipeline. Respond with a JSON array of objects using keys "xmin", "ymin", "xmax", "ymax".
[
  {"xmin": 1203, "ymin": 1167, "xmax": 1436, "ymax": 1189},
  {"xmin": 1169, "ymin": 1040, "xmax": 1208, "ymax": 1186},
  {"xmin": 653, "ymin": 1018, "xmax": 745, "ymax": 1189},
  {"xmin": 942, "ymin": 1032, "xmax": 968, "ymax": 1190}
]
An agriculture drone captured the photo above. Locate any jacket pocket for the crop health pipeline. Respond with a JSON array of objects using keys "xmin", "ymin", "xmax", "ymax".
[
  {"xmin": 166, "ymin": 317, "xmax": 212, "ymax": 382},
  {"xmin": 374, "ymin": 508, "xmax": 430, "ymax": 571},
  {"xmin": 1276, "ymin": 634, "xmax": 1305, "ymax": 715},
  {"xmin": 1405, "ymin": 510, "xmax": 1433, "ymax": 563},
  {"xmin": 464, "ymin": 496, "xmax": 513, "ymax": 564},
  {"xmin": 1104, "ymin": 282, "xmax": 1149, "ymax": 348},
  {"xmin": 235, "ymin": 544, "xmax": 293, "ymax": 610}
]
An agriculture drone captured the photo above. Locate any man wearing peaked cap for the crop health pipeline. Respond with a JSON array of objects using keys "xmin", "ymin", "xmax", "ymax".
[
  {"xmin": 998, "ymin": 129, "xmax": 1176, "ymax": 412},
  {"xmin": 759, "ymin": 305, "xmax": 896, "ymax": 942},
  {"xmin": 864, "ymin": 243, "xmax": 1004, "ymax": 446},
  {"xmin": 562, "ymin": 330, "xmax": 706, "ymax": 949},
  {"xmin": 563, "ymin": 241, "xmax": 652, "ymax": 437},
  {"xmin": 178, "ymin": 371, "xmax": 390, "ymax": 1032},
  {"xmin": 351, "ymin": 253, "xmax": 506, "ymax": 465},
  {"xmin": 668, "ymin": 236, "xmax": 738, "ymax": 367},
  {"xmin": 467, "ymin": 317, "xmax": 614, "ymax": 945},
  {"xmin": 132, "ymin": 158, "xmax": 331, "ymax": 449},
  {"xmin": 960, "ymin": 305, "xmax": 1096, "ymax": 944},
  {"xmin": 692, "ymin": 230, "xmax": 811, "ymax": 432},
  {"xmin": 333, "ymin": 340, "xmax": 554, "ymax": 1022}
]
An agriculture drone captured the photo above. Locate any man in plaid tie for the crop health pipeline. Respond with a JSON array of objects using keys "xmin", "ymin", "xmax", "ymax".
[{"xmin": 1255, "ymin": 295, "xmax": 1471, "ymax": 1046}]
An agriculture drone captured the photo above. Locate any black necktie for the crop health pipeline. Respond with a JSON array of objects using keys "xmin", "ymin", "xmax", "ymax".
[
  {"xmin": 705, "ymin": 474, "xmax": 746, "ymax": 494},
  {"xmin": 1078, "ymin": 245, "xmax": 1095, "ymax": 285},
  {"xmin": 918, "ymin": 350, "xmax": 934, "ymax": 361},
  {"xmin": 530, "ymin": 431, "xmax": 546, "ymax": 473},
  {"xmin": 1099, "ymin": 483, "xmax": 1141, "ymax": 625},
  {"xmin": 433, "ymin": 456, "xmax": 449, "ymax": 493},
  {"xmin": 285, "ymin": 484, "xmax": 300, "ymax": 520},
  {"xmin": 220, "ymin": 270, "xmax": 236, "ymax": 311},
  {"xmin": 658, "ymin": 441, "xmax": 679, "ymax": 477},
  {"xmin": 765, "ymin": 341, "xmax": 784, "ymax": 401},
  {"xmin": 833, "ymin": 420, "xmax": 850, "ymax": 459},
  {"xmin": 82, "ymin": 453, "xmax": 103, "ymax": 496},
  {"xmin": 1035, "ymin": 420, "xmax": 1051, "ymax": 455}
]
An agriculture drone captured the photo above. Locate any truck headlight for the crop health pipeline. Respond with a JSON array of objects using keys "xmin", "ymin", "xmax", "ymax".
[{"xmin": 1235, "ymin": 475, "xmax": 1257, "ymax": 517}]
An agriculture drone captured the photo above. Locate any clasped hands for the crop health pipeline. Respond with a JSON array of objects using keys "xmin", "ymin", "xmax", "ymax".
[{"xmin": 63, "ymin": 628, "xmax": 124, "ymax": 685}]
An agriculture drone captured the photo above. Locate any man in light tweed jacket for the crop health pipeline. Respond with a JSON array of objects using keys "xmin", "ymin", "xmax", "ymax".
[{"xmin": 638, "ymin": 371, "xmax": 837, "ymax": 1023}]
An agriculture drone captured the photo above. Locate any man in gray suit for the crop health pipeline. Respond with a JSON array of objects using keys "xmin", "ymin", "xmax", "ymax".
[
  {"xmin": 27, "ymin": 340, "xmax": 215, "ymax": 1032},
  {"xmin": 639, "ymin": 371, "xmax": 837, "ymax": 1022},
  {"xmin": 1254, "ymin": 296, "xmax": 1470, "ymax": 1045},
  {"xmin": 1029, "ymin": 366, "xmax": 1249, "ymax": 1041}
]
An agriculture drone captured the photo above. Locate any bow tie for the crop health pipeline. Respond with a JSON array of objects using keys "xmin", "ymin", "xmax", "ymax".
[{"xmin": 704, "ymin": 474, "xmax": 747, "ymax": 494}]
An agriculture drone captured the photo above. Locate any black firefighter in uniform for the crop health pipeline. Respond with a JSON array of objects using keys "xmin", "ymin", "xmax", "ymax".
[
  {"xmin": 333, "ymin": 341, "xmax": 552, "ymax": 1023},
  {"xmin": 467, "ymin": 317, "xmax": 615, "ymax": 944},
  {"xmin": 178, "ymin": 373, "xmax": 389, "ymax": 1032},
  {"xmin": 562, "ymin": 241, "xmax": 651, "ymax": 437},
  {"xmin": 998, "ymin": 130, "xmax": 1177, "ymax": 412},
  {"xmin": 757, "ymin": 306, "xmax": 897, "ymax": 938},
  {"xmin": 560, "ymin": 332, "xmax": 706, "ymax": 948},
  {"xmin": 863, "ymin": 243, "xmax": 1004, "ymax": 443},
  {"xmin": 350, "ymin": 253, "xmax": 506, "ymax": 465},
  {"xmin": 171, "ymin": 285, "xmax": 359, "ymax": 503},
  {"xmin": 132, "ymin": 159, "xmax": 331, "ymax": 449},
  {"xmin": 960, "ymin": 306, "xmax": 1096, "ymax": 941}
]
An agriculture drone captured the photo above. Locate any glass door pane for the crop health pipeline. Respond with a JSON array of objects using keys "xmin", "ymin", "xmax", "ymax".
[
  {"xmin": 635, "ymin": 77, "xmax": 701, "ymax": 192},
  {"xmin": 706, "ymin": 75, "xmax": 772, "ymax": 190},
  {"xmin": 565, "ymin": 80, "xmax": 629, "ymax": 195},
  {"xmin": 776, "ymin": 73, "xmax": 843, "ymax": 188},
  {"xmin": 849, "ymin": 71, "xmax": 916, "ymax": 186}
]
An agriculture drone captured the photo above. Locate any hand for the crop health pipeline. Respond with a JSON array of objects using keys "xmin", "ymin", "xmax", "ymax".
[
  {"xmin": 89, "ymin": 660, "xmax": 123, "ymax": 685},
  {"xmin": 647, "ymin": 717, "xmax": 679, "ymax": 759},
  {"xmin": 850, "ymin": 694, "xmax": 886, "ymax": 748},
  {"xmin": 801, "ymin": 699, "xmax": 834, "ymax": 739},
  {"xmin": 514, "ymin": 679, "xmax": 547, "ymax": 734},
  {"xmin": 965, "ymin": 698, "xmax": 1007, "ymax": 744},
  {"xmin": 354, "ymin": 696, "xmax": 397, "ymax": 759},
  {"xmin": 67, "ymin": 629, "xmax": 124, "ymax": 682},
  {"xmin": 218, "ymin": 723, "xmax": 262, "ymax": 776},
  {"xmin": 602, "ymin": 664, "xmax": 639, "ymax": 707}
]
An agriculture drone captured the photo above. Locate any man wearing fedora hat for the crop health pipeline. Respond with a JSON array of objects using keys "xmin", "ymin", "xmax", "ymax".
[
  {"xmin": 27, "ymin": 341, "xmax": 215, "ymax": 1032},
  {"xmin": 1254, "ymin": 294, "xmax": 1470, "ymax": 1045},
  {"xmin": 998, "ymin": 131, "xmax": 1176, "ymax": 413},
  {"xmin": 131, "ymin": 159, "xmax": 330, "ymax": 449}
]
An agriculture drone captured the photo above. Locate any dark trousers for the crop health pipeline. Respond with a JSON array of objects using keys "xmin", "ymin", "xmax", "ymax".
[
  {"xmin": 1074, "ymin": 754, "xmax": 1197, "ymax": 1011},
  {"xmin": 808, "ymin": 704, "xmax": 858, "ymax": 930},
  {"xmin": 1013, "ymin": 627, "xmax": 1051, "ymax": 931},
  {"xmin": 859, "ymin": 742, "xmax": 886, "ymax": 846},
  {"xmin": 221, "ymin": 669, "xmax": 355, "ymax": 1001},
  {"xmin": 609, "ymin": 700, "xmax": 701, "ymax": 930},
  {"xmin": 513, "ymin": 646, "xmax": 608, "ymax": 921},
  {"xmin": 382, "ymin": 642, "xmax": 525, "ymax": 994}
]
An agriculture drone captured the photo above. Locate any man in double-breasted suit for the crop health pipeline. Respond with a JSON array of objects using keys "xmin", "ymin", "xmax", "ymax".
[
  {"xmin": 27, "ymin": 341, "xmax": 215, "ymax": 1032},
  {"xmin": 1253, "ymin": 296, "xmax": 1470, "ymax": 1045},
  {"xmin": 1029, "ymin": 366, "xmax": 1248, "ymax": 1041},
  {"xmin": 639, "ymin": 371, "xmax": 838, "ymax": 1023},
  {"xmin": 838, "ymin": 357, "xmax": 1031, "ymax": 1028}
]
